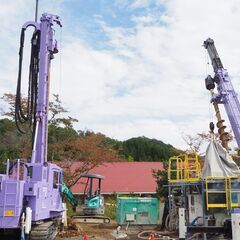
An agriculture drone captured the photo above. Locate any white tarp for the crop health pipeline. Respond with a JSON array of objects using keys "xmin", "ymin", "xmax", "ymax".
[{"xmin": 201, "ymin": 139, "xmax": 240, "ymax": 178}]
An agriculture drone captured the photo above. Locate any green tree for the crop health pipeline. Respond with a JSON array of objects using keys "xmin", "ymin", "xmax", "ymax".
[
  {"xmin": 0, "ymin": 93, "xmax": 79, "ymax": 172},
  {"xmin": 152, "ymin": 162, "xmax": 168, "ymax": 198},
  {"xmin": 121, "ymin": 137, "xmax": 180, "ymax": 162}
]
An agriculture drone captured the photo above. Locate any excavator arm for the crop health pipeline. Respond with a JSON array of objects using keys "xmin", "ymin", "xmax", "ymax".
[{"xmin": 62, "ymin": 183, "xmax": 78, "ymax": 207}]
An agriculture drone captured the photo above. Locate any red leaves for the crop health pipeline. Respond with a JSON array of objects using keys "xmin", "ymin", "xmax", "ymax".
[{"xmin": 54, "ymin": 133, "xmax": 123, "ymax": 187}]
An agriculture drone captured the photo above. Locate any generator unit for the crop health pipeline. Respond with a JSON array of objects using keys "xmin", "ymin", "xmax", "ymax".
[{"xmin": 116, "ymin": 197, "xmax": 158, "ymax": 225}]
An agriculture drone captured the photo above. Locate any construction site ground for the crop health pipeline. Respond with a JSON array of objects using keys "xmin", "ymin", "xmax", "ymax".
[{"xmin": 56, "ymin": 221, "xmax": 178, "ymax": 240}]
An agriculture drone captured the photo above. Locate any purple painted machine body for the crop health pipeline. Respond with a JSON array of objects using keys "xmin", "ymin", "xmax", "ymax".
[
  {"xmin": 204, "ymin": 38, "xmax": 240, "ymax": 146},
  {"xmin": 0, "ymin": 13, "xmax": 63, "ymax": 229}
]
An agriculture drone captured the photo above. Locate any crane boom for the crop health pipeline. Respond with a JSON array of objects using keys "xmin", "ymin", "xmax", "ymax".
[{"xmin": 204, "ymin": 38, "xmax": 240, "ymax": 147}]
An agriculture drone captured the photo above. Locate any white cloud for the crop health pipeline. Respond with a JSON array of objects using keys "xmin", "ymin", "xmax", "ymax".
[
  {"xmin": 130, "ymin": 0, "xmax": 152, "ymax": 9},
  {"xmin": 2, "ymin": 0, "xmax": 240, "ymax": 150},
  {"xmin": 0, "ymin": 0, "xmax": 64, "ymax": 97}
]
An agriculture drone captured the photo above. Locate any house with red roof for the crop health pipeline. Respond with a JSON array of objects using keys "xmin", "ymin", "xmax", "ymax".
[{"xmin": 71, "ymin": 162, "xmax": 163, "ymax": 196}]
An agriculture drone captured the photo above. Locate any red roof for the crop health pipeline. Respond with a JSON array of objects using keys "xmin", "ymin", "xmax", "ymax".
[{"xmin": 71, "ymin": 162, "xmax": 163, "ymax": 195}]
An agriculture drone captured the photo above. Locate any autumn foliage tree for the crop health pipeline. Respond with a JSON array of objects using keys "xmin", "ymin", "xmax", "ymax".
[{"xmin": 50, "ymin": 132, "xmax": 123, "ymax": 187}]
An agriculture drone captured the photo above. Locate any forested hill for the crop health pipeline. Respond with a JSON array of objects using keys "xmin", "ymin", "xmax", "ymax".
[
  {"xmin": 0, "ymin": 118, "xmax": 181, "ymax": 165},
  {"xmin": 121, "ymin": 137, "xmax": 181, "ymax": 162},
  {"xmin": 0, "ymin": 93, "xmax": 182, "ymax": 166},
  {"xmin": 107, "ymin": 136, "xmax": 181, "ymax": 162}
]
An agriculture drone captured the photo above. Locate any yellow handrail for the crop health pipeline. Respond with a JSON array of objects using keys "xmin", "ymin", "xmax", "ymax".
[
  {"xmin": 229, "ymin": 176, "xmax": 240, "ymax": 208},
  {"xmin": 168, "ymin": 153, "xmax": 201, "ymax": 183},
  {"xmin": 205, "ymin": 176, "xmax": 229, "ymax": 210},
  {"xmin": 168, "ymin": 156, "xmax": 184, "ymax": 182},
  {"xmin": 168, "ymin": 153, "xmax": 240, "ymax": 210}
]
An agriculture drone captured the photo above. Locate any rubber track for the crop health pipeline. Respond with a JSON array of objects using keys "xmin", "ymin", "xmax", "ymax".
[{"xmin": 30, "ymin": 221, "xmax": 57, "ymax": 240}]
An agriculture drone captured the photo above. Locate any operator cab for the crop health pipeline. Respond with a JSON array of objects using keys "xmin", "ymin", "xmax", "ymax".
[
  {"xmin": 82, "ymin": 174, "xmax": 104, "ymax": 199},
  {"xmin": 80, "ymin": 173, "xmax": 105, "ymax": 216}
]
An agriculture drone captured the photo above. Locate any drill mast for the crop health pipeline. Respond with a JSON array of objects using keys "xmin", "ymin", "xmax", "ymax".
[
  {"xmin": 204, "ymin": 38, "xmax": 240, "ymax": 147},
  {"xmin": 31, "ymin": 13, "xmax": 62, "ymax": 164}
]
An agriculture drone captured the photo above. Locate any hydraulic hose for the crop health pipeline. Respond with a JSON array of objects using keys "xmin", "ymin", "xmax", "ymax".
[
  {"xmin": 137, "ymin": 230, "xmax": 175, "ymax": 240},
  {"xmin": 15, "ymin": 27, "xmax": 40, "ymax": 145}
]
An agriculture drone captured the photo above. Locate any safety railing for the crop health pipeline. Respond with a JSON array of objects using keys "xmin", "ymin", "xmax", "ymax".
[
  {"xmin": 205, "ymin": 177, "xmax": 228, "ymax": 210},
  {"xmin": 168, "ymin": 153, "xmax": 201, "ymax": 183},
  {"xmin": 205, "ymin": 176, "xmax": 240, "ymax": 210},
  {"xmin": 168, "ymin": 156, "xmax": 184, "ymax": 182},
  {"xmin": 185, "ymin": 154, "xmax": 201, "ymax": 181},
  {"xmin": 168, "ymin": 154, "xmax": 240, "ymax": 210},
  {"xmin": 229, "ymin": 177, "xmax": 240, "ymax": 208}
]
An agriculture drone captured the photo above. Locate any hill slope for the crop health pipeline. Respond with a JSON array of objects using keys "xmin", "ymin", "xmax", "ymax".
[
  {"xmin": 120, "ymin": 137, "xmax": 181, "ymax": 162},
  {"xmin": 0, "ymin": 119, "xmax": 181, "ymax": 165}
]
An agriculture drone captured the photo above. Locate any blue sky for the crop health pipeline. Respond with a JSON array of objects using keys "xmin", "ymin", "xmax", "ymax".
[
  {"xmin": 58, "ymin": 0, "xmax": 166, "ymax": 49},
  {"xmin": 1, "ymin": 0, "xmax": 240, "ymax": 151}
]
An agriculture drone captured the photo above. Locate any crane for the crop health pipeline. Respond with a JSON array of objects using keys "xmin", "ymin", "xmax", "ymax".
[
  {"xmin": 0, "ymin": 13, "xmax": 63, "ymax": 239},
  {"xmin": 204, "ymin": 38, "xmax": 240, "ymax": 149}
]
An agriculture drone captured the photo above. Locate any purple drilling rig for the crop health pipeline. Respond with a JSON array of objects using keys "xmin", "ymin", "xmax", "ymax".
[
  {"xmin": 0, "ymin": 13, "xmax": 63, "ymax": 239},
  {"xmin": 204, "ymin": 38, "xmax": 240, "ymax": 148}
]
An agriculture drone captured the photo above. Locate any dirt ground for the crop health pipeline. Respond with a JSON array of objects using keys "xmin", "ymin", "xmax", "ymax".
[
  {"xmin": 57, "ymin": 222, "xmax": 117, "ymax": 240},
  {"xmin": 56, "ymin": 222, "xmax": 178, "ymax": 240}
]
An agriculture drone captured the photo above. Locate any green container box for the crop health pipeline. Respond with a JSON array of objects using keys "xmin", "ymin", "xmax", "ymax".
[{"xmin": 116, "ymin": 197, "xmax": 159, "ymax": 225}]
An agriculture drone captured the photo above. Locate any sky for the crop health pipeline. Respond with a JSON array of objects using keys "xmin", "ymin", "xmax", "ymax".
[{"xmin": 1, "ymin": 0, "xmax": 240, "ymax": 150}]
